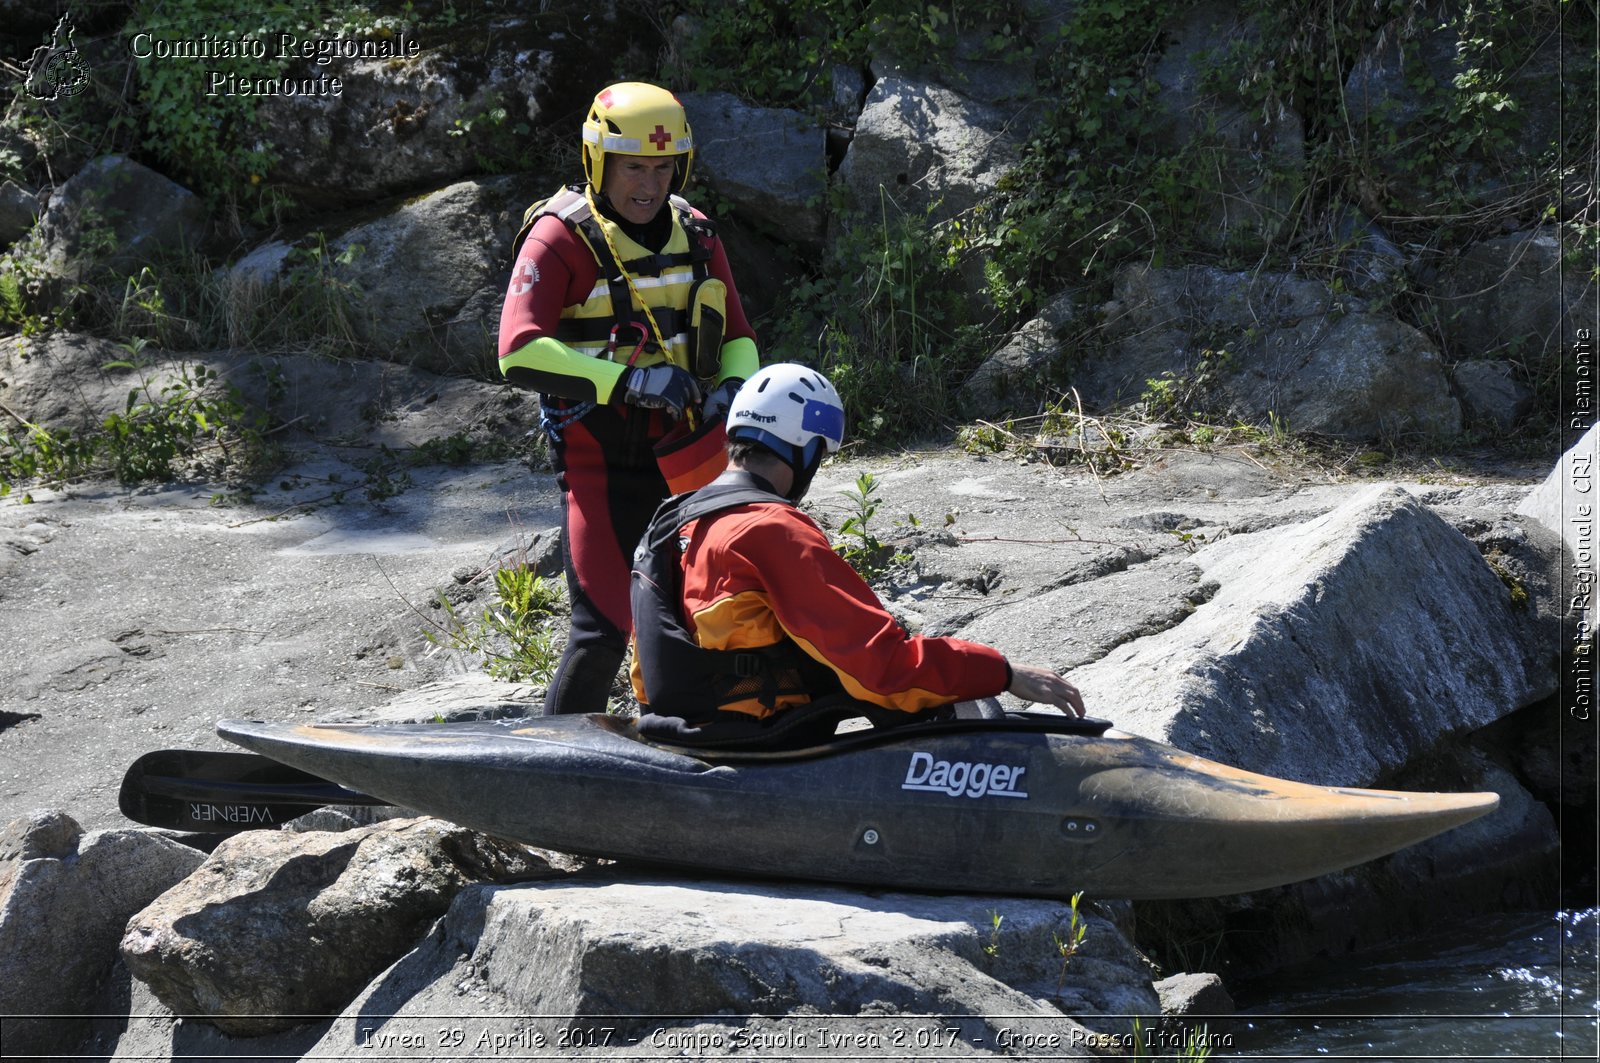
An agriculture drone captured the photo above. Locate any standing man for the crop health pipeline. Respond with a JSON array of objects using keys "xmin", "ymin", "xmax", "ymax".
[
  {"xmin": 630, "ymin": 364, "xmax": 1086, "ymax": 749},
  {"xmin": 499, "ymin": 82, "xmax": 760, "ymax": 714}
]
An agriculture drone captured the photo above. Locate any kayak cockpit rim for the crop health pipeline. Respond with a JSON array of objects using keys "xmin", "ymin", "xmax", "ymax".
[{"xmin": 634, "ymin": 711, "xmax": 1116, "ymax": 763}]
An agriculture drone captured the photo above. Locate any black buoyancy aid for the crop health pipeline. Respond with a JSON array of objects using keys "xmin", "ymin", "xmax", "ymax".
[
  {"xmin": 511, "ymin": 184, "xmax": 717, "ymax": 354},
  {"xmin": 630, "ymin": 472, "xmax": 841, "ymax": 721}
]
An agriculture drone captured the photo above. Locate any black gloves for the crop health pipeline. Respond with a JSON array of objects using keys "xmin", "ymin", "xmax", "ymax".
[{"xmin": 619, "ymin": 365, "xmax": 703, "ymax": 418}]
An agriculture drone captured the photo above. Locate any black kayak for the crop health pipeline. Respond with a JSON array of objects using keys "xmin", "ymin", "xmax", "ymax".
[{"xmin": 198, "ymin": 712, "xmax": 1498, "ymax": 901}]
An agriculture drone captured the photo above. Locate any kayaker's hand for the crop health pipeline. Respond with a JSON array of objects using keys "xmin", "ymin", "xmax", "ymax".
[{"xmin": 1007, "ymin": 664, "xmax": 1086, "ymax": 717}]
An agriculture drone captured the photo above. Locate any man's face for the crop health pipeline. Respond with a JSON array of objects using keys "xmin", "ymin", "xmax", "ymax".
[{"xmin": 603, "ymin": 155, "xmax": 677, "ymax": 224}]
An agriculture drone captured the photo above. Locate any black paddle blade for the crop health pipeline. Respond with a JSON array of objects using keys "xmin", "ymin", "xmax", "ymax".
[{"xmin": 119, "ymin": 749, "xmax": 385, "ymax": 833}]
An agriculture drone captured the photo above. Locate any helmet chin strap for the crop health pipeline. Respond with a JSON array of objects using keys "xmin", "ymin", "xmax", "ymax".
[{"xmin": 784, "ymin": 446, "xmax": 827, "ymax": 503}]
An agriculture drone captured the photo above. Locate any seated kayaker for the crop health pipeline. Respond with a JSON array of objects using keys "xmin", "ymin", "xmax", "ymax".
[{"xmin": 628, "ymin": 363, "xmax": 1085, "ymax": 749}]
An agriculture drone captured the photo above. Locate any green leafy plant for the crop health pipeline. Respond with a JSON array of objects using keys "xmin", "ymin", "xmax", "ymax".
[
  {"xmin": 982, "ymin": 909, "xmax": 1003, "ymax": 958},
  {"xmin": 978, "ymin": 0, "xmax": 1178, "ymax": 305},
  {"xmin": 99, "ymin": 358, "xmax": 260, "ymax": 483},
  {"xmin": 832, "ymin": 471, "xmax": 908, "ymax": 581},
  {"xmin": 2, "ymin": 355, "xmax": 265, "ymax": 494},
  {"xmin": 1129, "ymin": 1017, "xmax": 1217, "ymax": 1063},
  {"xmin": 1140, "ymin": 347, "xmax": 1233, "ymax": 424},
  {"xmin": 0, "ymin": 271, "xmax": 51, "ymax": 338},
  {"xmin": 425, "ymin": 565, "xmax": 564, "ymax": 683},
  {"xmin": 446, "ymin": 98, "xmax": 536, "ymax": 174},
  {"xmin": 124, "ymin": 0, "xmax": 308, "ymax": 217},
  {"xmin": 0, "ymin": 422, "xmax": 96, "ymax": 497},
  {"xmin": 0, "ymin": 222, "xmax": 79, "ymax": 339},
  {"xmin": 669, "ymin": 0, "xmax": 1027, "ymax": 111},
  {"xmin": 1053, "ymin": 890, "xmax": 1088, "ymax": 994},
  {"xmin": 770, "ymin": 194, "xmax": 994, "ymax": 446}
]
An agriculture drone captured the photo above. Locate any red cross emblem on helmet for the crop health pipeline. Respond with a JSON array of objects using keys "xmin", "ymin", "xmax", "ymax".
[{"xmin": 648, "ymin": 124, "xmax": 672, "ymax": 151}]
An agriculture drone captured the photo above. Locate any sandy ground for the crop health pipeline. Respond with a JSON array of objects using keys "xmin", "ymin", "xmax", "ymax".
[{"xmin": 0, "ymin": 451, "xmax": 563, "ymax": 830}]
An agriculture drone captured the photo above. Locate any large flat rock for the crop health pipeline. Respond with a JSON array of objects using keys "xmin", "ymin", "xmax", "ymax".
[
  {"xmin": 309, "ymin": 878, "xmax": 1157, "ymax": 1059},
  {"xmin": 1068, "ymin": 484, "xmax": 1554, "ymax": 785}
]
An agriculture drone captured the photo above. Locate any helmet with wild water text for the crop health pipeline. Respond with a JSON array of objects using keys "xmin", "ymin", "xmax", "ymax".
[{"xmin": 725, "ymin": 364, "xmax": 845, "ymax": 501}]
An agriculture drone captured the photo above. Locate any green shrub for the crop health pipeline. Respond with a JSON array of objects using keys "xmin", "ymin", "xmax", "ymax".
[
  {"xmin": 1, "ymin": 355, "xmax": 266, "ymax": 496},
  {"xmin": 425, "ymin": 564, "xmax": 564, "ymax": 684},
  {"xmin": 668, "ymin": 0, "xmax": 1027, "ymax": 110},
  {"xmin": 765, "ymin": 193, "xmax": 998, "ymax": 446}
]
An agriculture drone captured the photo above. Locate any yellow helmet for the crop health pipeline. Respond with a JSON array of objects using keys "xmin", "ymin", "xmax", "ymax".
[{"xmin": 581, "ymin": 82, "xmax": 695, "ymax": 195}]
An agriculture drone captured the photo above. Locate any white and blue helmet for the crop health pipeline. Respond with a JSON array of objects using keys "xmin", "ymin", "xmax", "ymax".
[{"xmin": 727, "ymin": 364, "xmax": 844, "ymax": 499}]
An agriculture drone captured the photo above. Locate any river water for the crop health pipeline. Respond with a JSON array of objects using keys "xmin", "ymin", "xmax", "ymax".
[{"xmin": 1226, "ymin": 908, "xmax": 1598, "ymax": 1060}]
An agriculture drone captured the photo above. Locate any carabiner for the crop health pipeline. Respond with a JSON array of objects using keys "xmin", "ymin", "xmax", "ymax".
[{"xmin": 608, "ymin": 321, "xmax": 654, "ymax": 366}]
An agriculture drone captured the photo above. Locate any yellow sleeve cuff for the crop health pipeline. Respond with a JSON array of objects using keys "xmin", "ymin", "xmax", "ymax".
[{"xmin": 500, "ymin": 337, "xmax": 627, "ymax": 403}]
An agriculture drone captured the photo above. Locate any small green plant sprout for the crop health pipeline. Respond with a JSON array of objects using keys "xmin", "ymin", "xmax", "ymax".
[
  {"xmin": 1129, "ymin": 1017, "xmax": 1216, "ymax": 1062},
  {"xmin": 832, "ymin": 471, "xmax": 910, "ymax": 581},
  {"xmin": 983, "ymin": 908, "xmax": 1004, "ymax": 958},
  {"xmin": 1053, "ymin": 890, "xmax": 1088, "ymax": 994},
  {"xmin": 1184, "ymin": 1024, "xmax": 1216, "ymax": 1062},
  {"xmin": 1265, "ymin": 409, "xmax": 1292, "ymax": 446}
]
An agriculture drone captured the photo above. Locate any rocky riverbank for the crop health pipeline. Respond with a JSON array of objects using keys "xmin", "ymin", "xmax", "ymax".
[
  {"xmin": 1, "ymin": 0, "xmax": 1593, "ymax": 1057},
  {"xmin": 0, "ymin": 360, "xmax": 1590, "ymax": 1057}
]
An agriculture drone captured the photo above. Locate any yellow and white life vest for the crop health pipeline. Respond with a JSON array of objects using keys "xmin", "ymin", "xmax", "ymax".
[{"xmin": 514, "ymin": 186, "xmax": 719, "ymax": 373}]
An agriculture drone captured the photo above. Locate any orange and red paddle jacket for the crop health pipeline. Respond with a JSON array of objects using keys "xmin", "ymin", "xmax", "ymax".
[{"xmin": 630, "ymin": 473, "xmax": 1012, "ymax": 719}]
